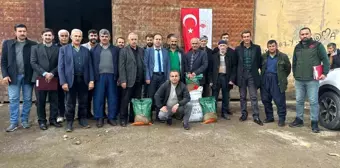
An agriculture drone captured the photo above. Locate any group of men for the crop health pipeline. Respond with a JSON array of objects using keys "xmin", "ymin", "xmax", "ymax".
[{"xmin": 1, "ymin": 24, "xmax": 334, "ymax": 133}]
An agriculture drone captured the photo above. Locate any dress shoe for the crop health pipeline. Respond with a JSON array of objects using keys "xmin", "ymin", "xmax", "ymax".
[
  {"xmin": 278, "ymin": 120, "xmax": 285, "ymax": 127},
  {"xmin": 311, "ymin": 121, "xmax": 320, "ymax": 133},
  {"xmin": 50, "ymin": 120, "xmax": 62, "ymax": 127},
  {"xmin": 183, "ymin": 123, "xmax": 190, "ymax": 130},
  {"xmin": 39, "ymin": 123, "xmax": 48, "ymax": 130},
  {"xmin": 79, "ymin": 119, "xmax": 90, "ymax": 128},
  {"xmin": 96, "ymin": 118, "xmax": 104, "ymax": 128},
  {"xmin": 254, "ymin": 118, "xmax": 264, "ymax": 126},
  {"xmin": 120, "ymin": 120, "xmax": 127, "ymax": 127},
  {"xmin": 166, "ymin": 118, "xmax": 173, "ymax": 126},
  {"xmin": 66, "ymin": 121, "xmax": 73, "ymax": 132},
  {"xmin": 263, "ymin": 118, "xmax": 275, "ymax": 123},
  {"xmin": 221, "ymin": 114, "xmax": 231, "ymax": 120},
  {"xmin": 289, "ymin": 117, "xmax": 304, "ymax": 128},
  {"xmin": 239, "ymin": 114, "xmax": 248, "ymax": 121},
  {"xmin": 107, "ymin": 119, "xmax": 117, "ymax": 126}
]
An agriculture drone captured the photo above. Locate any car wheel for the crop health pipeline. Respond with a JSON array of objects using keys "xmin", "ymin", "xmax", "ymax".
[{"xmin": 319, "ymin": 91, "xmax": 340, "ymax": 130}]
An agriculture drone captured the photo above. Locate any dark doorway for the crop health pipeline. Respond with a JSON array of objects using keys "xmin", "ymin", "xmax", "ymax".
[{"xmin": 44, "ymin": 0, "xmax": 112, "ymax": 43}]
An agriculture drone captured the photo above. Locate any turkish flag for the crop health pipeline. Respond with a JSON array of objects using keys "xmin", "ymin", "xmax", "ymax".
[{"xmin": 181, "ymin": 8, "xmax": 200, "ymax": 52}]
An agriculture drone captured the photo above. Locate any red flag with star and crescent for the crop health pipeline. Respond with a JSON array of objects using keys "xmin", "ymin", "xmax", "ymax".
[{"xmin": 181, "ymin": 8, "xmax": 200, "ymax": 52}]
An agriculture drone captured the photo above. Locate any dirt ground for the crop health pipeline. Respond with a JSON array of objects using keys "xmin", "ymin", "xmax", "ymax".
[{"xmin": 0, "ymin": 101, "xmax": 339, "ymax": 168}]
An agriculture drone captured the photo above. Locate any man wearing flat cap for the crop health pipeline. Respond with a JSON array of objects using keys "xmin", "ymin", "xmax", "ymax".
[{"xmin": 211, "ymin": 40, "xmax": 237, "ymax": 120}]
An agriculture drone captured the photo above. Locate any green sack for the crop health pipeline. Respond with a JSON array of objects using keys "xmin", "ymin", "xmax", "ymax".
[
  {"xmin": 186, "ymin": 74, "xmax": 203, "ymax": 84},
  {"xmin": 199, "ymin": 96, "xmax": 216, "ymax": 115},
  {"xmin": 199, "ymin": 97, "xmax": 217, "ymax": 122},
  {"xmin": 132, "ymin": 98, "xmax": 152, "ymax": 121}
]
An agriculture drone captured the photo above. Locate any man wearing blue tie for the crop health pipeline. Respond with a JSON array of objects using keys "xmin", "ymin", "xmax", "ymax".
[{"xmin": 144, "ymin": 33, "xmax": 170, "ymax": 122}]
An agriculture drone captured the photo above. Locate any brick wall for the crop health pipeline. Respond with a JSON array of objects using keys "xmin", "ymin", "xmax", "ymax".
[
  {"xmin": 0, "ymin": 0, "xmax": 44, "ymax": 102},
  {"xmin": 0, "ymin": 0, "xmax": 255, "ymax": 102},
  {"xmin": 112, "ymin": 0, "xmax": 255, "ymax": 48}
]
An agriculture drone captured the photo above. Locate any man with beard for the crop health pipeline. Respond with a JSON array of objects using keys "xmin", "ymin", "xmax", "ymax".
[
  {"xmin": 142, "ymin": 34, "xmax": 154, "ymax": 98},
  {"xmin": 235, "ymin": 30, "xmax": 263, "ymax": 126},
  {"xmin": 31, "ymin": 28, "xmax": 62, "ymax": 130},
  {"xmin": 1, "ymin": 24, "xmax": 37, "ymax": 132},
  {"xmin": 82, "ymin": 29, "xmax": 98, "ymax": 119},
  {"xmin": 119, "ymin": 32, "xmax": 145, "ymax": 127},
  {"xmin": 327, "ymin": 43, "xmax": 340, "ymax": 69},
  {"xmin": 168, "ymin": 35, "xmax": 185, "ymax": 82},
  {"xmin": 212, "ymin": 33, "xmax": 231, "ymax": 54},
  {"xmin": 199, "ymin": 35, "xmax": 213, "ymax": 97},
  {"xmin": 82, "ymin": 29, "xmax": 98, "ymax": 50},
  {"xmin": 144, "ymin": 34, "xmax": 154, "ymax": 49},
  {"xmin": 116, "ymin": 37, "xmax": 125, "ymax": 49},
  {"xmin": 56, "ymin": 29, "xmax": 70, "ymax": 123},
  {"xmin": 58, "ymin": 29, "xmax": 94, "ymax": 132},
  {"xmin": 163, "ymin": 33, "xmax": 174, "ymax": 49},
  {"xmin": 290, "ymin": 27, "xmax": 330, "ymax": 133},
  {"xmin": 211, "ymin": 40, "xmax": 236, "ymax": 120}
]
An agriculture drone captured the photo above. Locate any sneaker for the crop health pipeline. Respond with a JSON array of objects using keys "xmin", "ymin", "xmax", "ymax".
[
  {"xmin": 6, "ymin": 124, "xmax": 18, "ymax": 132},
  {"xmin": 57, "ymin": 117, "xmax": 64, "ymax": 123},
  {"xmin": 289, "ymin": 118, "xmax": 304, "ymax": 128},
  {"xmin": 21, "ymin": 121, "xmax": 31, "ymax": 129}
]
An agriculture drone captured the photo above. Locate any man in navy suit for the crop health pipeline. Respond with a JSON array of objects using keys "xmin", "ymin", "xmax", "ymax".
[
  {"xmin": 58, "ymin": 29, "xmax": 94, "ymax": 132},
  {"xmin": 91, "ymin": 29, "xmax": 119, "ymax": 128},
  {"xmin": 184, "ymin": 38, "xmax": 208, "ymax": 89},
  {"xmin": 144, "ymin": 33, "xmax": 170, "ymax": 122}
]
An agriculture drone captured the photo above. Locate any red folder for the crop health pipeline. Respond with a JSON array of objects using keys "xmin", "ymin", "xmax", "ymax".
[
  {"xmin": 313, "ymin": 65, "xmax": 323, "ymax": 80},
  {"xmin": 36, "ymin": 77, "xmax": 58, "ymax": 91}
]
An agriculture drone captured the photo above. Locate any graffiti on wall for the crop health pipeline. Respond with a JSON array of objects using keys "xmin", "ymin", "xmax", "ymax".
[{"xmin": 278, "ymin": 27, "xmax": 339, "ymax": 48}]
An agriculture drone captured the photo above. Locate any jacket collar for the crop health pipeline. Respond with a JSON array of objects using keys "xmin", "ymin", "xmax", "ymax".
[{"xmin": 240, "ymin": 41, "xmax": 254, "ymax": 48}]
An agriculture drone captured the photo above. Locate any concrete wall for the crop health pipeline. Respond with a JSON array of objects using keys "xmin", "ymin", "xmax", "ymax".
[{"xmin": 255, "ymin": 0, "xmax": 340, "ymax": 97}]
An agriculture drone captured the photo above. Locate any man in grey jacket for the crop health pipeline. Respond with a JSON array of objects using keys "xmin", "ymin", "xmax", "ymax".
[{"xmin": 118, "ymin": 32, "xmax": 145, "ymax": 127}]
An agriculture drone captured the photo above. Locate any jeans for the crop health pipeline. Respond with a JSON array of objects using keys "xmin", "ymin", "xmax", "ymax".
[
  {"xmin": 8, "ymin": 74, "xmax": 33, "ymax": 124},
  {"xmin": 295, "ymin": 80, "xmax": 320, "ymax": 121}
]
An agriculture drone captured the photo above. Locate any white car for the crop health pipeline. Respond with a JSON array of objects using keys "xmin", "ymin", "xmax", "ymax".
[{"xmin": 319, "ymin": 68, "xmax": 340, "ymax": 130}]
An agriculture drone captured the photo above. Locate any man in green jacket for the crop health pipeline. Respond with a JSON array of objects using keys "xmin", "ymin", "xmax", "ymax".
[
  {"xmin": 260, "ymin": 40, "xmax": 291, "ymax": 127},
  {"xmin": 290, "ymin": 27, "xmax": 330, "ymax": 133}
]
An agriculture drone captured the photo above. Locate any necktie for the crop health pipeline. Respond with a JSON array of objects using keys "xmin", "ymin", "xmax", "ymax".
[{"xmin": 157, "ymin": 49, "xmax": 162, "ymax": 72}]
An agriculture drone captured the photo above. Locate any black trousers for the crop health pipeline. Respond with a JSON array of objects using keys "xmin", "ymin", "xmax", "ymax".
[
  {"xmin": 142, "ymin": 84, "xmax": 149, "ymax": 98},
  {"xmin": 239, "ymin": 70, "xmax": 260, "ymax": 118},
  {"xmin": 37, "ymin": 90, "xmax": 58, "ymax": 124},
  {"xmin": 65, "ymin": 75, "xmax": 88, "ymax": 122},
  {"xmin": 212, "ymin": 74, "xmax": 231, "ymax": 115},
  {"xmin": 148, "ymin": 73, "xmax": 166, "ymax": 119},
  {"xmin": 203, "ymin": 83, "xmax": 211, "ymax": 97},
  {"xmin": 119, "ymin": 82, "xmax": 142, "ymax": 122},
  {"xmin": 57, "ymin": 82, "xmax": 65, "ymax": 117},
  {"xmin": 261, "ymin": 73, "xmax": 287, "ymax": 121}
]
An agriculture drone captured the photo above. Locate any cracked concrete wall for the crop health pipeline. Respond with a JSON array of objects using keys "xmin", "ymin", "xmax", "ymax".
[{"xmin": 255, "ymin": 0, "xmax": 340, "ymax": 95}]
